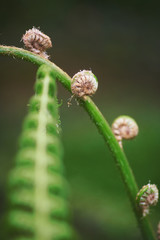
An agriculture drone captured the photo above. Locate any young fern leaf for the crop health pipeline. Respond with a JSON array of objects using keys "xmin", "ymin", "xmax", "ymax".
[
  {"xmin": 112, "ymin": 115, "xmax": 139, "ymax": 148},
  {"xmin": 7, "ymin": 65, "xmax": 72, "ymax": 240},
  {"xmin": 136, "ymin": 183, "xmax": 159, "ymax": 217}
]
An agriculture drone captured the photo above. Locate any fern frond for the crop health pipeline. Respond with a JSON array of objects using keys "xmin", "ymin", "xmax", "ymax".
[{"xmin": 7, "ymin": 65, "xmax": 72, "ymax": 240}]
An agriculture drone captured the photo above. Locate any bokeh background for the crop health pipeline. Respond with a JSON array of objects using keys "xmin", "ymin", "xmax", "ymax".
[{"xmin": 0, "ymin": 1, "xmax": 160, "ymax": 239}]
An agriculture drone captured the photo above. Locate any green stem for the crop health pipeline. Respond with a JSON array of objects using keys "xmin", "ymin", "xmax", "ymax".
[
  {"xmin": 81, "ymin": 98, "xmax": 156, "ymax": 240},
  {"xmin": 0, "ymin": 45, "xmax": 156, "ymax": 240},
  {"xmin": 0, "ymin": 46, "xmax": 71, "ymax": 91}
]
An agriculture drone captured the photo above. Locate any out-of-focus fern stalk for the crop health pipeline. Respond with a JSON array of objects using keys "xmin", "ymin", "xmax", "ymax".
[{"xmin": 8, "ymin": 65, "xmax": 72, "ymax": 240}]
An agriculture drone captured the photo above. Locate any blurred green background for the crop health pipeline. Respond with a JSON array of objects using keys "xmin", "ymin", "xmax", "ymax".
[{"xmin": 0, "ymin": 0, "xmax": 160, "ymax": 239}]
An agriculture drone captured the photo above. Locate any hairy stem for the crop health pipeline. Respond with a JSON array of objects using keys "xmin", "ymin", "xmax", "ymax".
[{"xmin": 0, "ymin": 45, "xmax": 156, "ymax": 240}]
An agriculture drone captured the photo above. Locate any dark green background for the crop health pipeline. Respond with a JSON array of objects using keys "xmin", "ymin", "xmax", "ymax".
[{"xmin": 0, "ymin": 1, "xmax": 160, "ymax": 239}]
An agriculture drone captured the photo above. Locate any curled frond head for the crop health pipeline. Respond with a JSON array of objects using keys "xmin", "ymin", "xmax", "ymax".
[
  {"xmin": 136, "ymin": 183, "xmax": 159, "ymax": 217},
  {"xmin": 22, "ymin": 27, "xmax": 52, "ymax": 59},
  {"xmin": 71, "ymin": 70, "xmax": 98, "ymax": 98},
  {"xmin": 112, "ymin": 115, "xmax": 139, "ymax": 148}
]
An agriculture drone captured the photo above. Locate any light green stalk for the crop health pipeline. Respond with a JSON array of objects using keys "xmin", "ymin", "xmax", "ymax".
[
  {"xmin": 0, "ymin": 45, "xmax": 156, "ymax": 240},
  {"xmin": 7, "ymin": 65, "xmax": 72, "ymax": 240}
]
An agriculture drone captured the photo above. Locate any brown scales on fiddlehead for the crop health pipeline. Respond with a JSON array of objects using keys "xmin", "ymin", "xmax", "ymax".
[
  {"xmin": 67, "ymin": 70, "xmax": 98, "ymax": 106},
  {"xmin": 112, "ymin": 115, "xmax": 139, "ymax": 148},
  {"xmin": 22, "ymin": 27, "xmax": 52, "ymax": 59},
  {"xmin": 71, "ymin": 70, "xmax": 98, "ymax": 98},
  {"xmin": 136, "ymin": 183, "xmax": 159, "ymax": 217}
]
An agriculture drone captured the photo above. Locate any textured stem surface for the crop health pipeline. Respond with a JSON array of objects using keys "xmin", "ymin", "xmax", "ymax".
[
  {"xmin": 0, "ymin": 45, "xmax": 156, "ymax": 240},
  {"xmin": 8, "ymin": 65, "xmax": 72, "ymax": 240},
  {"xmin": 81, "ymin": 98, "xmax": 156, "ymax": 240}
]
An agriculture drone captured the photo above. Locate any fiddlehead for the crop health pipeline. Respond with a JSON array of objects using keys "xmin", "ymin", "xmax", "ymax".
[
  {"xmin": 112, "ymin": 115, "xmax": 139, "ymax": 148},
  {"xmin": 22, "ymin": 28, "xmax": 52, "ymax": 59},
  {"xmin": 7, "ymin": 65, "xmax": 72, "ymax": 240},
  {"xmin": 136, "ymin": 183, "xmax": 159, "ymax": 217},
  {"xmin": 71, "ymin": 70, "xmax": 98, "ymax": 98}
]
